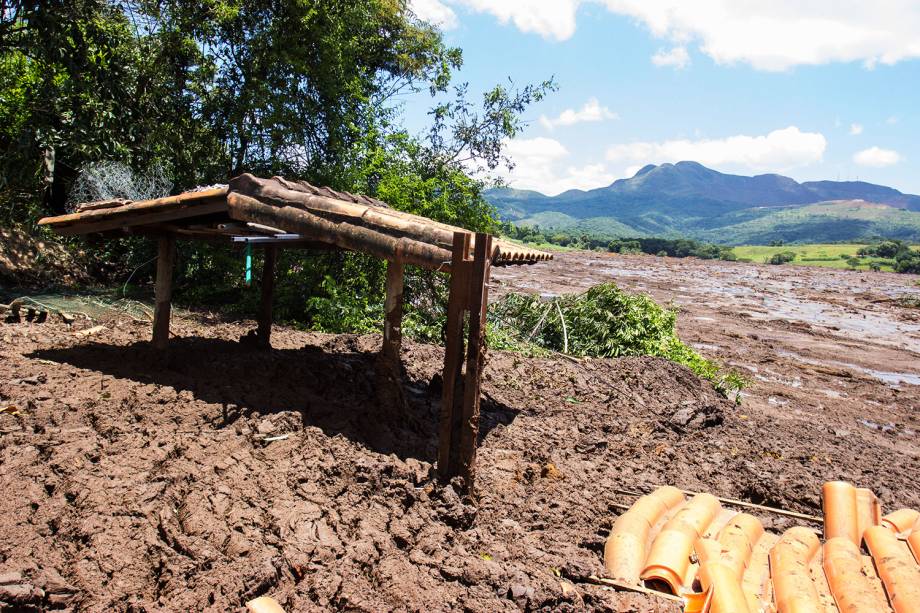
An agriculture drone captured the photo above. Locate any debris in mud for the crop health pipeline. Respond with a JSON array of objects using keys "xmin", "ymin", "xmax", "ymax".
[{"xmin": 664, "ymin": 401, "xmax": 724, "ymax": 433}]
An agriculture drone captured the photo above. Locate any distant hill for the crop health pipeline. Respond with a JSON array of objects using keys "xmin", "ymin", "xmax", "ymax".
[{"xmin": 486, "ymin": 161, "xmax": 920, "ymax": 244}]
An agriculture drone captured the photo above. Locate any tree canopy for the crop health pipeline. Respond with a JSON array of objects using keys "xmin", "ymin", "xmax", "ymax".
[{"xmin": 1, "ymin": 0, "xmax": 553, "ymax": 328}]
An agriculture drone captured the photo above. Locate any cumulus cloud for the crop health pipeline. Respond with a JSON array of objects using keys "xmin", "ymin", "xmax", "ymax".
[
  {"xmin": 449, "ymin": 1, "xmax": 920, "ymax": 70},
  {"xmin": 457, "ymin": 0, "xmax": 579, "ymax": 40},
  {"xmin": 849, "ymin": 123, "xmax": 864, "ymax": 135},
  {"xmin": 651, "ymin": 46, "xmax": 690, "ymax": 69},
  {"xmin": 605, "ymin": 126, "xmax": 827, "ymax": 173},
  {"xmin": 409, "ymin": 0, "xmax": 458, "ymax": 29},
  {"xmin": 853, "ymin": 146, "xmax": 901, "ymax": 167},
  {"xmin": 538, "ymin": 98, "xmax": 618, "ymax": 130},
  {"xmin": 498, "ymin": 137, "xmax": 618, "ymax": 195}
]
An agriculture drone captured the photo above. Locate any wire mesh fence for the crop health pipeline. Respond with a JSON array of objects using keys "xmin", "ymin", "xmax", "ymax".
[{"xmin": 67, "ymin": 161, "xmax": 173, "ymax": 211}]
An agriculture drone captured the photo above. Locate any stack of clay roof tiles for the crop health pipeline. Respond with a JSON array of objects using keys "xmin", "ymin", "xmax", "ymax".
[{"xmin": 604, "ymin": 481, "xmax": 920, "ymax": 612}]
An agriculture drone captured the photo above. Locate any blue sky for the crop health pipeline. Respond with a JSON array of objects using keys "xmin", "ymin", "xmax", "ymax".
[{"xmin": 403, "ymin": 1, "xmax": 920, "ymax": 196}]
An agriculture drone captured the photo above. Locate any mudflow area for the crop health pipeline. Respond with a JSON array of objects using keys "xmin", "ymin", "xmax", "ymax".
[{"xmin": 0, "ymin": 252, "xmax": 918, "ymax": 612}]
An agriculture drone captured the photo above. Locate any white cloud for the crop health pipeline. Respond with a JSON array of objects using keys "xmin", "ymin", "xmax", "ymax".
[
  {"xmin": 457, "ymin": 0, "xmax": 580, "ymax": 41},
  {"xmin": 853, "ymin": 146, "xmax": 901, "ymax": 167},
  {"xmin": 450, "ymin": 1, "xmax": 920, "ymax": 70},
  {"xmin": 651, "ymin": 46, "xmax": 690, "ymax": 69},
  {"xmin": 605, "ymin": 126, "xmax": 827, "ymax": 173},
  {"xmin": 538, "ymin": 98, "xmax": 618, "ymax": 130},
  {"xmin": 499, "ymin": 137, "xmax": 618, "ymax": 195},
  {"xmin": 409, "ymin": 0, "xmax": 458, "ymax": 29},
  {"xmin": 849, "ymin": 123, "xmax": 864, "ymax": 135}
]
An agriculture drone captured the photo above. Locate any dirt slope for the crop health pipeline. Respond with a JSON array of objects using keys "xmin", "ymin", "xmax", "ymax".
[{"xmin": 1, "ymin": 305, "xmax": 917, "ymax": 611}]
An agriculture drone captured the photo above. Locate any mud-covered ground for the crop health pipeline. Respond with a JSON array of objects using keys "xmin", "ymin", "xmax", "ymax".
[
  {"xmin": 494, "ymin": 251, "xmax": 920, "ymax": 458},
  {"xmin": 1, "ymin": 253, "xmax": 918, "ymax": 611}
]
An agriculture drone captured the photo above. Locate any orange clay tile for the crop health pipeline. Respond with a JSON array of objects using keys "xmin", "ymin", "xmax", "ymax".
[
  {"xmin": 881, "ymin": 508, "xmax": 920, "ymax": 534},
  {"xmin": 823, "ymin": 536, "xmax": 889, "ymax": 613},
  {"xmin": 641, "ymin": 493, "xmax": 721, "ymax": 594},
  {"xmin": 822, "ymin": 481, "xmax": 859, "ymax": 546},
  {"xmin": 864, "ymin": 525, "xmax": 920, "ymax": 613},
  {"xmin": 246, "ymin": 596, "xmax": 286, "ymax": 613},
  {"xmin": 909, "ymin": 519, "xmax": 920, "ymax": 565},
  {"xmin": 769, "ymin": 527, "xmax": 822, "ymax": 613},
  {"xmin": 705, "ymin": 559, "xmax": 752, "ymax": 613},
  {"xmin": 855, "ymin": 487, "xmax": 882, "ymax": 543},
  {"xmin": 604, "ymin": 485, "xmax": 685, "ymax": 583},
  {"xmin": 715, "ymin": 512, "xmax": 764, "ymax": 580},
  {"xmin": 694, "ymin": 538, "xmax": 752, "ymax": 613}
]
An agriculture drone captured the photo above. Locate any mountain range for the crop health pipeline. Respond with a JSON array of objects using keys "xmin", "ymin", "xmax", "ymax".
[{"xmin": 486, "ymin": 161, "xmax": 920, "ymax": 244}]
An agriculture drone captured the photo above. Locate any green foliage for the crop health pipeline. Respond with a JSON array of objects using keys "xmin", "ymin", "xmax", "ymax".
[
  {"xmin": 767, "ymin": 251, "xmax": 796, "ymax": 265},
  {"xmin": 489, "ymin": 283, "xmax": 746, "ymax": 399},
  {"xmin": 500, "ymin": 225, "xmax": 736, "ymax": 261},
  {"xmin": 896, "ymin": 249, "xmax": 920, "ymax": 273}
]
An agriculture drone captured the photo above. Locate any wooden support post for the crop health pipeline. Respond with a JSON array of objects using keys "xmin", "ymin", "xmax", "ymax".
[
  {"xmin": 257, "ymin": 245, "xmax": 278, "ymax": 347},
  {"xmin": 458, "ymin": 233, "xmax": 492, "ymax": 488},
  {"xmin": 151, "ymin": 236, "xmax": 176, "ymax": 349},
  {"xmin": 382, "ymin": 260, "xmax": 405, "ymax": 363},
  {"xmin": 438, "ymin": 232, "xmax": 472, "ymax": 481}
]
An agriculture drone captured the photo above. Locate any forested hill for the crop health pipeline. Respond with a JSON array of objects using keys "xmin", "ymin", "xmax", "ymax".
[{"xmin": 486, "ymin": 161, "xmax": 920, "ymax": 244}]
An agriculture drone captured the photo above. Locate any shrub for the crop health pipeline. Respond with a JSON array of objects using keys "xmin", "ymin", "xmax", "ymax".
[
  {"xmin": 894, "ymin": 249, "xmax": 920, "ymax": 274},
  {"xmin": 489, "ymin": 283, "xmax": 746, "ymax": 400},
  {"xmin": 767, "ymin": 251, "xmax": 796, "ymax": 265}
]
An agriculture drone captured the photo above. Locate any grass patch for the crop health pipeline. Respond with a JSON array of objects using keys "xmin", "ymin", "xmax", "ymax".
[
  {"xmin": 730, "ymin": 243, "xmax": 908, "ymax": 271},
  {"xmin": 489, "ymin": 283, "xmax": 746, "ymax": 401}
]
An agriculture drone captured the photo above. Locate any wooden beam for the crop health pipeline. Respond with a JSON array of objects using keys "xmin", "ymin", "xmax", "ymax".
[
  {"xmin": 39, "ymin": 187, "xmax": 228, "ymax": 227},
  {"xmin": 152, "ymin": 236, "xmax": 176, "ymax": 349},
  {"xmin": 51, "ymin": 200, "xmax": 229, "ymax": 236},
  {"xmin": 382, "ymin": 260, "xmax": 405, "ymax": 363},
  {"xmin": 458, "ymin": 233, "xmax": 492, "ymax": 489},
  {"xmin": 257, "ymin": 245, "xmax": 278, "ymax": 348},
  {"xmin": 438, "ymin": 232, "xmax": 472, "ymax": 482},
  {"xmin": 227, "ymin": 192, "xmax": 452, "ymax": 271}
]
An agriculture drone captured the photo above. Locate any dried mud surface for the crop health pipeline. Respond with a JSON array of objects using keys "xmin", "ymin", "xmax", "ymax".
[{"xmin": 1, "ymin": 253, "xmax": 918, "ymax": 611}]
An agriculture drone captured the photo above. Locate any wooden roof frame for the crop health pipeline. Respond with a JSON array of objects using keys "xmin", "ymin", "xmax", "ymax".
[{"xmin": 38, "ymin": 174, "xmax": 552, "ymax": 492}]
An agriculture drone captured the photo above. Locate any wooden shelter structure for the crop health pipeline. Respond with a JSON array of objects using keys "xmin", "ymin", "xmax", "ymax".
[{"xmin": 38, "ymin": 174, "xmax": 551, "ymax": 489}]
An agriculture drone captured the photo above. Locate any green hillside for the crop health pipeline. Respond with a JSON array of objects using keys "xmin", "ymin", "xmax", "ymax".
[
  {"xmin": 695, "ymin": 201, "xmax": 920, "ymax": 245},
  {"xmin": 487, "ymin": 162, "xmax": 920, "ymax": 244}
]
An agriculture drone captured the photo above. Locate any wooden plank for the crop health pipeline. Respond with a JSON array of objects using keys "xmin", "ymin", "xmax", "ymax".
[
  {"xmin": 382, "ymin": 260, "xmax": 405, "ymax": 363},
  {"xmin": 152, "ymin": 236, "xmax": 176, "ymax": 349},
  {"xmin": 438, "ymin": 232, "xmax": 471, "ymax": 481},
  {"xmin": 257, "ymin": 245, "xmax": 278, "ymax": 348},
  {"xmin": 39, "ymin": 187, "xmax": 227, "ymax": 226},
  {"xmin": 458, "ymin": 233, "xmax": 492, "ymax": 490},
  {"xmin": 52, "ymin": 200, "xmax": 229, "ymax": 236}
]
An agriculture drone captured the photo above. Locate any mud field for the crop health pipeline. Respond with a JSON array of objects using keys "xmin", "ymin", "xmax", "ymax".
[{"xmin": 1, "ymin": 252, "xmax": 919, "ymax": 611}]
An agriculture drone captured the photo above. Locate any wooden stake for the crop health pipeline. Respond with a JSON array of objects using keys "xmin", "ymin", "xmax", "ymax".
[
  {"xmin": 257, "ymin": 245, "xmax": 277, "ymax": 348},
  {"xmin": 458, "ymin": 232, "xmax": 492, "ymax": 490},
  {"xmin": 152, "ymin": 236, "xmax": 176, "ymax": 349},
  {"xmin": 438, "ymin": 232, "xmax": 471, "ymax": 481},
  {"xmin": 382, "ymin": 260, "xmax": 405, "ymax": 363}
]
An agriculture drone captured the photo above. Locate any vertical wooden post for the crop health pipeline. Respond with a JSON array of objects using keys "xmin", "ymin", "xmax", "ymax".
[
  {"xmin": 382, "ymin": 260, "xmax": 405, "ymax": 363},
  {"xmin": 458, "ymin": 233, "xmax": 492, "ymax": 488},
  {"xmin": 438, "ymin": 232, "xmax": 471, "ymax": 481},
  {"xmin": 152, "ymin": 235, "xmax": 176, "ymax": 350},
  {"xmin": 257, "ymin": 245, "xmax": 278, "ymax": 348}
]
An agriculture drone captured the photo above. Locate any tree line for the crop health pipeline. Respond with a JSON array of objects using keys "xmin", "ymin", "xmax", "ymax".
[{"xmin": 501, "ymin": 223, "xmax": 737, "ymax": 261}]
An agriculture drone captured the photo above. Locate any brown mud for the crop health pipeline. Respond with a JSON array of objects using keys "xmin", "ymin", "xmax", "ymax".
[{"xmin": 1, "ymin": 252, "xmax": 918, "ymax": 611}]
